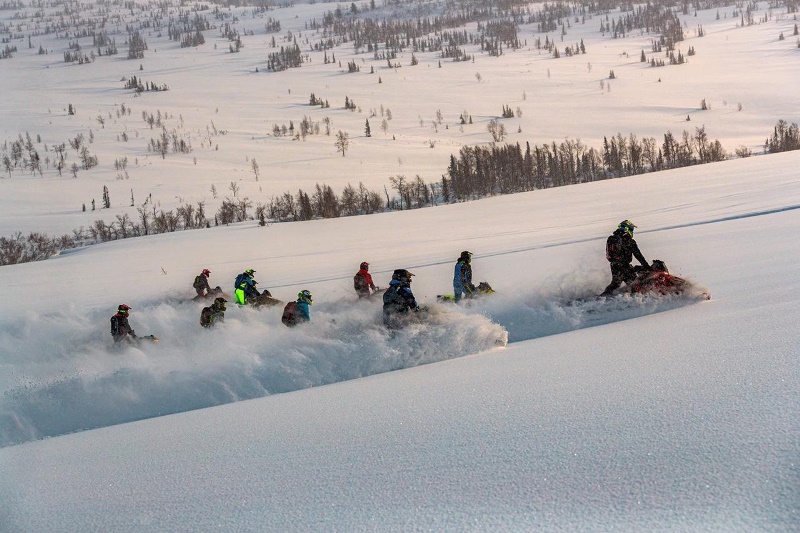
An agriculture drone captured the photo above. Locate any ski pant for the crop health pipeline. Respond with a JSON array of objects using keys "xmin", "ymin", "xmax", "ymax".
[
  {"xmin": 235, "ymin": 288, "xmax": 246, "ymax": 305},
  {"xmin": 453, "ymin": 285, "xmax": 464, "ymax": 302},
  {"xmin": 602, "ymin": 262, "xmax": 637, "ymax": 296},
  {"xmin": 453, "ymin": 282, "xmax": 474, "ymax": 302}
]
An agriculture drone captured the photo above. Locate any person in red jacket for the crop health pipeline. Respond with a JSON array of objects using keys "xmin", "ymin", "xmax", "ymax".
[{"xmin": 354, "ymin": 261, "xmax": 378, "ymax": 298}]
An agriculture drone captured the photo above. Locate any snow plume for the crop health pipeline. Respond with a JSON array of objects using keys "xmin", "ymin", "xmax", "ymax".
[
  {"xmin": 0, "ymin": 298, "xmax": 507, "ymax": 447},
  {"xmin": 0, "ymin": 274, "xmax": 711, "ymax": 447},
  {"xmin": 437, "ymin": 270, "xmax": 711, "ymax": 344}
]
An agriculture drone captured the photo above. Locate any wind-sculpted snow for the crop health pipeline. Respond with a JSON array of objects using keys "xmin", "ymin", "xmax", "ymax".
[{"xmin": 0, "ymin": 276, "xmax": 711, "ymax": 447}]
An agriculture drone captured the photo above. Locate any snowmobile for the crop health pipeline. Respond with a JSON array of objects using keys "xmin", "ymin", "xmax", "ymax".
[
  {"xmin": 383, "ymin": 304, "xmax": 431, "ymax": 330},
  {"xmin": 621, "ymin": 260, "xmax": 710, "ymax": 300},
  {"xmin": 357, "ymin": 287, "xmax": 387, "ymax": 301},
  {"xmin": 437, "ymin": 281, "xmax": 495, "ymax": 303},
  {"xmin": 112, "ymin": 334, "xmax": 159, "ymax": 348},
  {"xmin": 244, "ymin": 289, "xmax": 283, "ymax": 308},
  {"xmin": 191, "ymin": 286, "xmax": 229, "ymax": 302}
]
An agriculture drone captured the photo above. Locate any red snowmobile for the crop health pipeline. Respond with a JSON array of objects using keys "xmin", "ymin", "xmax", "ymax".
[{"xmin": 628, "ymin": 260, "xmax": 711, "ymax": 300}]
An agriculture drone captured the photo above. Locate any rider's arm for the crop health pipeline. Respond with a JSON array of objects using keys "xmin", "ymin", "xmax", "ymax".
[{"xmin": 632, "ymin": 241, "xmax": 649, "ymax": 267}]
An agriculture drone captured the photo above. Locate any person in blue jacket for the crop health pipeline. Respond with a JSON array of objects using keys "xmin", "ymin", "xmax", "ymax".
[
  {"xmin": 453, "ymin": 250, "xmax": 476, "ymax": 302},
  {"xmin": 234, "ymin": 268, "xmax": 259, "ymax": 305},
  {"xmin": 282, "ymin": 290, "xmax": 312, "ymax": 327},
  {"xmin": 383, "ymin": 269, "xmax": 420, "ymax": 328}
]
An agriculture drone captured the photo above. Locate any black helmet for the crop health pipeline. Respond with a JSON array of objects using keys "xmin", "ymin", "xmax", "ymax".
[
  {"xmin": 213, "ymin": 297, "xmax": 227, "ymax": 310},
  {"xmin": 392, "ymin": 269, "xmax": 414, "ymax": 283},
  {"xmin": 459, "ymin": 250, "xmax": 472, "ymax": 262},
  {"xmin": 360, "ymin": 261, "xmax": 369, "ymax": 271}
]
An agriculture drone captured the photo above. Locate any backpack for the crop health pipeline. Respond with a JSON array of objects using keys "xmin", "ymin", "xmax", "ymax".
[
  {"xmin": 281, "ymin": 301, "xmax": 298, "ymax": 327},
  {"xmin": 110, "ymin": 315, "xmax": 119, "ymax": 335},
  {"xmin": 354, "ymin": 272, "xmax": 368, "ymax": 292},
  {"xmin": 606, "ymin": 233, "xmax": 625, "ymax": 262},
  {"xmin": 200, "ymin": 307, "xmax": 213, "ymax": 327},
  {"xmin": 193, "ymin": 275, "xmax": 204, "ymax": 289}
]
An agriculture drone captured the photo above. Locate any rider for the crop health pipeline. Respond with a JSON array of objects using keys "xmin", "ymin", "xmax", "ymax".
[
  {"xmin": 383, "ymin": 269, "xmax": 420, "ymax": 328},
  {"xmin": 193, "ymin": 268, "xmax": 216, "ymax": 298},
  {"xmin": 282, "ymin": 290, "xmax": 312, "ymax": 327},
  {"xmin": 200, "ymin": 297, "xmax": 227, "ymax": 328},
  {"xmin": 453, "ymin": 251, "xmax": 476, "ymax": 302},
  {"xmin": 110, "ymin": 304, "xmax": 137, "ymax": 343},
  {"xmin": 354, "ymin": 261, "xmax": 378, "ymax": 298},
  {"xmin": 234, "ymin": 268, "xmax": 259, "ymax": 305},
  {"xmin": 601, "ymin": 220, "xmax": 650, "ymax": 296}
]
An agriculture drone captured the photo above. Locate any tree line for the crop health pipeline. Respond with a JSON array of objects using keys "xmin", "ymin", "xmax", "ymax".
[
  {"xmin": 443, "ymin": 126, "xmax": 731, "ymax": 198},
  {"xmin": 1, "ymin": 120, "xmax": 797, "ymax": 266}
]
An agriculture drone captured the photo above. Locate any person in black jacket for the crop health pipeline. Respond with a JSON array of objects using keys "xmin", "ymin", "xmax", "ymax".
[
  {"xmin": 193, "ymin": 269, "xmax": 223, "ymax": 299},
  {"xmin": 200, "ymin": 297, "xmax": 227, "ymax": 328},
  {"xmin": 383, "ymin": 269, "xmax": 419, "ymax": 328},
  {"xmin": 601, "ymin": 220, "xmax": 650, "ymax": 296},
  {"xmin": 110, "ymin": 304, "xmax": 137, "ymax": 343}
]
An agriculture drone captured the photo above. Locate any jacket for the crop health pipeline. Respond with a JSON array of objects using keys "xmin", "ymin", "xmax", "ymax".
[
  {"xmin": 194, "ymin": 274, "xmax": 211, "ymax": 294},
  {"xmin": 453, "ymin": 260, "xmax": 475, "ymax": 291},
  {"xmin": 235, "ymin": 273, "xmax": 258, "ymax": 295},
  {"xmin": 354, "ymin": 269, "xmax": 376, "ymax": 297},
  {"xmin": 111, "ymin": 313, "xmax": 135, "ymax": 341},
  {"xmin": 383, "ymin": 279, "xmax": 418, "ymax": 314},
  {"xmin": 608, "ymin": 229, "xmax": 648, "ymax": 267}
]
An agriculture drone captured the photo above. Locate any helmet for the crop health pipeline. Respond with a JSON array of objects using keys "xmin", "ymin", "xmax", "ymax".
[
  {"xmin": 245, "ymin": 268, "xmax": 256, "ymax": 276},
  {"xmin": 459, "ymin": 250, "xmax": 472, "ymax": 262},
  {"xmin": 202, "ymin": 269, "xmax": 211, "ymax": 277},
  {"xmin": 298, "ymin": 290, "xmax": 313, "ymax": 304},
  {"xmin": 360, "ymin": 261, "xmax": 369, "ymax": 271},
  {"xmin": 618, "ymin": 220, "xmax": 637, "ymax": 236},
  {"xmin": 651, "ymin": 260, "xmax": 668, "ymax": 273},
  {"xmin": 392, "ymin": 269, "xmax": 414, "ymax": 283},
  {"xmin": 213, "ymin": 297, "xmax": 227, "ymax": 308},
  {"xmin": 117, "ymin": 304, "xmax": 131, "ymax": 315}
]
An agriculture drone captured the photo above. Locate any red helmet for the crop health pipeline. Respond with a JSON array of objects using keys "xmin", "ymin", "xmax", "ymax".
[
  {"xmin": 360, "ymin": 262, "xmax": 369, "ymax": 271},
  {"xmin": 201, "ymin": 269, "xmax": 211, "ymax": 276},
  {"xmin": 118, "ymin": 304, "xmax": 131, "ymax": 315}
]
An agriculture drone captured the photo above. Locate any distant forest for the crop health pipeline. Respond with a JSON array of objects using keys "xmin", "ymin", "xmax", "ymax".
[
  {"xmin": 1, "ymin": 0, "xmax": 798, "ymax": 265},
  {"xmin": 1, "ymin": 120, "xmax": 798, "ymax": 266}
]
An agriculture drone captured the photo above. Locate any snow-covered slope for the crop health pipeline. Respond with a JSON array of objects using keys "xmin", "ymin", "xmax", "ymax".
[
  {"xmin": 1, "ymin": 0, "xmax": 799, "ymax": 529},
  {"xmin": 1, "ymin": 153, "xmax": 798, "ymax": 531}
]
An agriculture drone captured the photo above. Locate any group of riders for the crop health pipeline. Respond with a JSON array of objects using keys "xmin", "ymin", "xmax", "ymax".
[{"xmin": 111, "ymin": 220, "xmax": 656, "ymax": 344}]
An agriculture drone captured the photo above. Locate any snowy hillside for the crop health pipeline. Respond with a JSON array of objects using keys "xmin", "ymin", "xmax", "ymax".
[
  {"xmin": 1, "ymin": 152, "xmax": 799, "ymax": 530},
  {"xmin": 1, "ymin": 0, "xmax": 799, "ymax": 530},
  {"xmin": 1, "ymin": 0, "xmax": 798, "ymax": 239}
]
